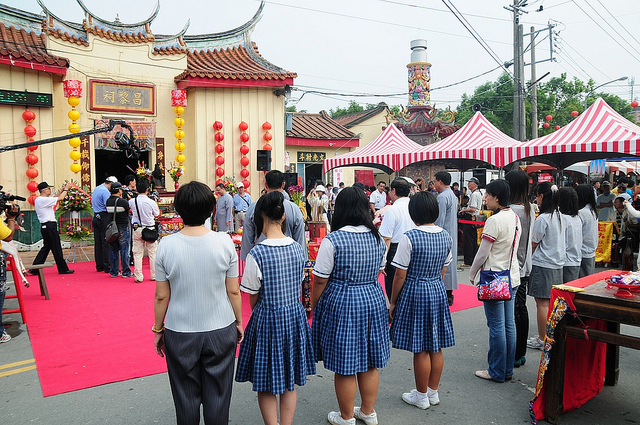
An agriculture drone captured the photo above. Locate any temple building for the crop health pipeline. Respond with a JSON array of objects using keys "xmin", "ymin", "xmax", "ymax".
[{"xmin": 0, "ymin": 1, "xmax": 293, "ymax": 243}]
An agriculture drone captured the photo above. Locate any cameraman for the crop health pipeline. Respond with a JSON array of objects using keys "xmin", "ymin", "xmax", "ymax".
[{"xmin": 0, "ymin": 201, "xmax": 19, "ymax": 343}]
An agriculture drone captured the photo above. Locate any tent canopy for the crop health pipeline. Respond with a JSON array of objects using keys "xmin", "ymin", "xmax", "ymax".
[
  {"xmin": 507, "ymin": 98, "xmax": 640, "ymax": 168},
  {"xmin": 405, "ymin": 112, "xmax": 521, "ymax": 169},
  {"xmin": 323, "ymin": 123, "xmax": 423, "ymax": 174}
]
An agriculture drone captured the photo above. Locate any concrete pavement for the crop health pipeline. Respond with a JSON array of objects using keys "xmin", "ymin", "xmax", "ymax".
[{"xmin": 2, "ymin": 260, "xmax": 640, "ymax": 424}]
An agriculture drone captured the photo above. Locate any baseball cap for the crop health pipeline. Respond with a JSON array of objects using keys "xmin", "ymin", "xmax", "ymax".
[
  {"xmin": 37, "ymin": 182, "xmax": 51, "ymax": 191},
  {"xmin": 400, "ymin": 176, "xmax": 416, "ymax": 186},
  {"xmin": 602, "ymin": 181, "xmax": 611, "ymax": 187},
  {"xmin": 110, "ymin": 182, "xmax": 123, "ymax": 193},
  {"xmin": 469, "ymin": 177, "xmax": 480, "ymax": 185},
  {"xmin": 236, "ymin": 182, "xmax": 244, "ymax": 188},
  {"xmin": 316, "ymin": 185, "xmax": 326, "ymax": 192},
  {"xmin": 615, "ymin": 193, "xmax": 631, "ymax": 202},
  {"xmin": 106, "ymin": 176, "xmax": 118, "ymax": 183}
]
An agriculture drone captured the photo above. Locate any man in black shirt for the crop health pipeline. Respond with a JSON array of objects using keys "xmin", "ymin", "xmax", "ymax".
[{"xmin": 105, "ymin": 182, "xmax": 132, "ymax": 278}]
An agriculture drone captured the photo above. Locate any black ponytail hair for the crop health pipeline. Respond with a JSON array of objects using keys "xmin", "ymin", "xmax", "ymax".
[{"xmin": 254, "ymin": 191, "xmax": 285, "ymax": 236}]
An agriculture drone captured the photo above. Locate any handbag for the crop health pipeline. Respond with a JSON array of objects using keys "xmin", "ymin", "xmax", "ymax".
[
  {"xmin": 477, "ymin": 212, "xmax": 518, "ymax": 301},
  {"xmin": 105, "ymin": 206, "xmax": 120, "ymax": 243},
  {"xmin": 135, "ymin": 197, "xmax": 159, "ymax": 242}
]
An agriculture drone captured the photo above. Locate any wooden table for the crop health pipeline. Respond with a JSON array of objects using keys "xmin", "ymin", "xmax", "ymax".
[{"xmin": 545, "ymin": 279, "xmax": 640, "ymax": 423}]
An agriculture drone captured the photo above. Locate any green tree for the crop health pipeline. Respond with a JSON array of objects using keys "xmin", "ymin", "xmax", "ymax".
[
  {"xmin": 456, "ymin": 72, "xmax": 633, "ymax": 139},
  {"xmin": 329, "ymin": 101, "xmax": 376, "ymax": 118}
]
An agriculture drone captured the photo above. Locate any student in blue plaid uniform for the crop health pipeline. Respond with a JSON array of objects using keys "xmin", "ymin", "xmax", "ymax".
[
  {"xmin": 389, "ymin": 191, "xmax": 455, "ymax": 410},
  {"xmin": 236, "ymin": 191, "xmax": 315, "ymax": 425},
  {"xmin": 311, "ymin": 186, "xmax": 389, "ymax": 425}
]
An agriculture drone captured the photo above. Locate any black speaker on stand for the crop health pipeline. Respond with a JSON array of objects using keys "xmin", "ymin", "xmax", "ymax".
[
  {"xmin": 472, "ymin": 168, "xmax": 487, "ymax": 188},
  {"xmin": 257, "ymin": 150, "xmax": 271, "ymax": 171},
  {"xmin": 284, "ymin": 172, "xmax": 298, "ymax": 189}
]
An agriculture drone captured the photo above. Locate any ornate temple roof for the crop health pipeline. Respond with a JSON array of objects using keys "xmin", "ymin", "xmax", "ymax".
[
  {"xmin": 391, "ymin": 105, "xmax": 461, "ymax": 145},
  {"xmin": 287, "ymin": 111, "xmax": 357, "ymax": 141}
]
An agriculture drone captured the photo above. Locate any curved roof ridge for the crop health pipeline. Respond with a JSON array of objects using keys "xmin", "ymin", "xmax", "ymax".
[
  {"xmin": 153, "ymin": 19, "xmax": 190, "ymax": 43},
  {"xmin": 76, "ymin": 0, "xmax": 159, "ymax": 29},
  {"xmin": 182, "ymin": 1, "xmax": 263, "ymax": 46},
  {"xmin": 37, "ymin": 0, "xmax": 85, "ymax": 31},
  {"xmin": 244, "ymin": 35, "xmax": 288, "ymax": 74}
]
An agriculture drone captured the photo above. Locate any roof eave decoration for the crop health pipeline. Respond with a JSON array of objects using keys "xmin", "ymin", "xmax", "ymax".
[
  {"xmin": 152, "ymin": 19, "xmax": 189, "ymax": 52},
  {"xmin": 76, "ymin": 0, "xmax": 159, "ymax": 29},
  {"xmin": 182, "ymin": 1, "xmax": 264, "ymax": 50},
  {"xmin": 37, "ymin": 0, "xmax": 89, "ymax": 47},
  {"xmin": 76, "ymin": 0, "xmax": 158, "ymax": 42}
]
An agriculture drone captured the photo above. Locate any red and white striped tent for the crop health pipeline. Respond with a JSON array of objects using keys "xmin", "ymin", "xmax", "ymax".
[
  {"xmin": 323, "ymin": 123, "xmax": 423, "ymax": 173},
  {"xmin": 507, "ymin": 98, "xmax": 640, "ymax": 168},
  {"xmin": 406, "ymin": 112, "xmax": 521, "ymax": 169}
]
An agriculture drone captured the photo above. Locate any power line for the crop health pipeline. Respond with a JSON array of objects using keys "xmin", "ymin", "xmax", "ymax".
[
  {"xmin": 559, "ymin": 36, "xmax": 612, "ymax": 81},
  {"xmin": 595, "ymin": 0, "xmax": 640, "ymax": 50},
  {"xmin": 584, "ymin": 0, "xmax": 640, "ymax": 58}
]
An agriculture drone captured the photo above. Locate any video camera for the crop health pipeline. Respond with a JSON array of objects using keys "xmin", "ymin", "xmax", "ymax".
[{"xmin": 0, "ymin": 185, "xmax": 25, "ymax": 219}]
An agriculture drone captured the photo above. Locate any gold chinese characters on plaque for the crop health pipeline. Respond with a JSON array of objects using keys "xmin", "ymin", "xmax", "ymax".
[
  {"xmin": 89, "ymin": 80, "xmax": 155, "ymax": 115},
  {"xmin": 297, "ymin": 151, "xmax": 326, "ymax": 163}
]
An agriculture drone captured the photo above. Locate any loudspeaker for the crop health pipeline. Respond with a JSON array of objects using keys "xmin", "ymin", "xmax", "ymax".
[
  {"xmin": 284, "ymin": 172, "xmax": 298, "ymax": 189},
  {"xmin": 472, "ymin": 168, "xmax": 486, "ymax": 188},
  {"xmin": 257, "ymin": 150, "xmax": 271, "ymax": 171}
]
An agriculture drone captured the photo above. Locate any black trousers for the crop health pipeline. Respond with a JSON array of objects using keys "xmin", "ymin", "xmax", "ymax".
[
  {"xmin": 463, "ymin": 223, "xmax": 478, "ymax": 265},
  {"xmin": 514, "ymin": 276, "xmax": 529, "ymax": 360},
  {"xmin": 33, "ymin": 221, "xmax": 69, "ymax": 273},
  {"xmin": 93, "ymin": 213, "xmax": 110, "ymax": 271},
  {"xmin": 384, "ymin": 243, "xmax": 399, "ymax": 297},
  {"xmin": 164, "ymin": 323, "xmax": 237, "ymax": 425}
]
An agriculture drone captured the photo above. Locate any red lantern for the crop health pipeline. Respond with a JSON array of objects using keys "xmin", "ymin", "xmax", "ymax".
[
  {"xmin": 632, "ymin": 101, "xmax": 639, "ymax": 108},
  {"xmin": 27, "ymin": 181, "xmax": 38, "ymax": 193},
  {"xmin": 28, "ymin": 194, "xmax": 37, "ymax": 206},
  {"xmin": 262, "ymin": 122, "xmax": 272, "ymax": 130},
  {"xmin": 27, "ymin": 145, "xmax": 38, "ymax": 151},
  {"xmin": 216, "ymin": 167, "xmax": 225, "ymax": 177},
  {"xmin": 242, "ymin": 179, "xmax": 250, "ymax": 189},
  {"xmin": 571, "ymin": 110, "xmax": 579, "ymax": 117},
  {"xmin": 215, "ymin": 156, "xmax": 225, "ymax": 166},
  {"xmin": 26, "ymin": 154, "xmax": 39, "ymax": 165},
  {"xmin": 239, "ymin": 121, "xmax": 248, "ymax": 131},
  {"xmin": 26, "ymin": 168, "xmax": 38, "ymax": 179},
  {"xmin": 215, "ymin": 144, "xmax": 225, "ymax": 154},
  {"xmin": 240, "ymin": 145, "xmax": 250, "ymax": 155},
  {"xmin": 216, "ymin": 178, "xmax": 223, "ymax": 185},
  {"xmin": 214, "ymin": 132, "xmax": 225, "ymax": 142},
  {"xmin": 240, "ymin": 133, "xmax": 250, "ymax": 143},
  {"xmin": 63, "ymin": 80, "xmax": 83, "ymax": 98},
  {"xmin": 24, "ymin": 125, "xmax": 36, "ymax": 137},
  {"xmin": 170, "ymin": 89, "xmax": 187, "ymax": 107},
  {"xmin": 213, "ymin": 121, "xmax": 223, "ymax": 131},
  {"xmin": 240, "ymin": 169, "xmax": 250, "ymax": 178},
  {"xmin": 263, "ymin": 132, "xmax": 273, "ymax": 142},
  {"xmin": 545, "ymin": 115, "xmax": 553, "ymax": 121},
  {"xmin": 263, "ymin": 144, "xmax": 273, "ymax": 151},
  {"xmin": 240, "ymin": 157, "xmax": 250, "ymax": 167},
  {"xmin": 554, "ymin": 125, "xmax": 560, "ymax": 130},
  {"xmin": 542, "ymin": 122, "xmax": 550, "ymax": 129},
  {"xmin": 22, "ymin": 109, "xmax": 36, "ymax": 123}
]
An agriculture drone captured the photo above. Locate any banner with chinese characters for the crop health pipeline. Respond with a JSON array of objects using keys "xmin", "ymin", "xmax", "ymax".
[
  {"xmin": 596, "ymin": 221, "xmax": 614, "ymax": 263},
  {"xmin": 93, "ymin": 120, "xmax": 155, "ymax": 151},
  {"xmin": 155, "ymin": 137, "xmax": 166, "ymax": 190},
  {"xmin": 297, "ymin": 151, "xmax": 326, "ymax": 163},
  {"xmin": 80, "ymin": 136, "xmax": 91, "ymax": 191},
  {"xmin": 89, "ymin": 80, "xmax": 155, "ymax": 114}
]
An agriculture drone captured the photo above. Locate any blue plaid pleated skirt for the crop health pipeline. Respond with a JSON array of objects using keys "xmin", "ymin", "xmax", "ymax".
[
  {"xmin": 312, "ymin": 279, "xmax": 390, "ymax": 375},
  {"xmin": 390, "ymin": 276, "xmax": 455, "ymax": 353},
  {"xmin": 236, "ymin": 301, "xmax": 315, "ymax": 394}
]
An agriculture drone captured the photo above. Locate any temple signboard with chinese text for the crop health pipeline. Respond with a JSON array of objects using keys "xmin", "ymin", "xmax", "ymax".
[
  {"xmin": 89, "ymin": 80, "xmax": 155, "ymax": 114},
  {"xmin": 297, "ymin": 151, "xmax": 326, "ymax": 163}
]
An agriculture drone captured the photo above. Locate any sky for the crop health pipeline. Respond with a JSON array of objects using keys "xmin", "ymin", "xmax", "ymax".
[{"xmin": 4, "ymin": 0, "xmax": 640, "ymax": 116}]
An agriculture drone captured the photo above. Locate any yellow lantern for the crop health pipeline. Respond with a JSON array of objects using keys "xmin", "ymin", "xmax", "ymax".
[
  {"xmin": 176, "ymin": 154, "xmax": 186, "ymax": 163},
  {"xmin": 70, "ymin": 163, "xmax": 82, "ymax": 173},
  {"xmin": 175, "ymin": 142, "xmax": 186, "ymax": 152},
  {"xmin": 69, "ymin": 151, "xmax": 81, "ymax": 161},
  {"xmin": 68, "ymin": 110, "xmax": 80, "ymax": 121},
  {"xmin": 174, "ymin": 106, "xmax": 184, "ymax": 115},
  {"xmin": 69, "ymin": 137, "xmax": 81, "ymax": 148},
  {"xmin": 68, "ymin": 123, "xmax": 80, "ymax": 133},
  {"xmin": 174, "ymin": 117, "xmax": 185, "ymax": 127},
  {"xmin": 67, "ymin": 96, "xmax": 80, "ymax": 107}
]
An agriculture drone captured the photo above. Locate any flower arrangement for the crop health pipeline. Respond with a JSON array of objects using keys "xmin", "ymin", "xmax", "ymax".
[
  {"xmin": 64, "ymin": 223, "xmax": 91, "ymax": 241},
  {"xmin": 57, "ymin": 181, "xmax": 92, "ymax": 213},
  {"xmin": 167, "ymin": 162, "xmax": 185, "ymax": 183},
  {"xmin": 136, "ymin": 161, "xmax": 152, "ymax": 182},
  {"xmin": 221, "ymin": 176, "xmax": 238, "ymax": 195},
  {"xmin": 288, "ymin": 185, "xmax": 304, "ymax": 205}
]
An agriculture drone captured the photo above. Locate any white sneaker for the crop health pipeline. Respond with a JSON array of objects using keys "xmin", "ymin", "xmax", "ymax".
[
  {"xmin": 527, "ymin": 337, "xmax": 544, "ymax": 350},
  {"xmin": 428, "ymin": 391, "xmax": 440, "ymax": 405},
  {"xmin": 353, "ymin": 407, "xmax": 378, "ymax": 425},
  {"xmin": 327, "ymin": 411, "xmax": 355, "ymax": 425},
  {"xmin": 402, "ymin": 389, "xmax": 430, "ymax": 409},
  {"xmin": 0, "ymin": 331, "xmax": 11, "ymax": 343}
]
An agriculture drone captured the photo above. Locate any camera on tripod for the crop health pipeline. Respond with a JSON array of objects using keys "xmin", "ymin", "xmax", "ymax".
[{"xmin": 0, "ymin": 185, "xmax": 25, "ymax": 217}]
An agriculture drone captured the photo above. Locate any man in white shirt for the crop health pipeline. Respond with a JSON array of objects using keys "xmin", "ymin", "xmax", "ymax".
[
  {"xmin": 597, "ymin": 181, "xmax": 616, "ymax": 221},
  {"xmin": 129, "ymin": 180, "xmax": 160, "ymax": 283},
  {"xmin": 30, "ymin": 181, "xmax": 74, "ymax": 274},
  {"xmin": 379, "ymin": 178, "xmax": 416, "ymax": 297},
  {"xmin": 369, "ymin": 181, "xmax": 387, "ymax": 216},
  {"xmin": 460, "ymin": 177, "xmax": 483, "ymax": 266},
  {"xmin": 232, "ymin": 182, "xmax": 252, "ymax": 232}
]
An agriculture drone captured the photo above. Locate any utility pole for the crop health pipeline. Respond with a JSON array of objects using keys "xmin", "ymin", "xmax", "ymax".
[
  {"xmin": 507, "ymin": 0, "xmax": 527, "ymax": 141},
  {"xmin": 530, "ymin": 26, "xmax": 538, "ymax": 139}
]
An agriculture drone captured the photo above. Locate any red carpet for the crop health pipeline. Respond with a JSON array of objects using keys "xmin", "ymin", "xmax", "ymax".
[
  {"xmin": 21, "ymin": 263, "xmax": 481, "ymax": 397},
  {"xmin": 21, "ymin": 261, "xmax": 167, "ymax": 397}
]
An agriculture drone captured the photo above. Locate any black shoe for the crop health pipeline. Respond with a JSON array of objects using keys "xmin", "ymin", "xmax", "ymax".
[
  {"xmin": 96, "ymin": 268, "xmax": 104, "ymax": 272},
  {"xmin": 28, "ymin": 270, "xmax": 38, "ymax": 276},
  {"xmin": 59, "ymin": 270, "xmax": 75, "ymax": 275},
  {"xmin": 447, "ymin": 290, "xmax": 454, "ymax": 306},
  {"xmin": 104, "ymin": 270, "xmax": 110, "ymax": 274}
]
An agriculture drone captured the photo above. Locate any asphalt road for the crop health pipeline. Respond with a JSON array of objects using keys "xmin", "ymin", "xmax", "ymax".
[{"xmin": 2, "ymin": 260, "xmax": 640, "ymax": 424}]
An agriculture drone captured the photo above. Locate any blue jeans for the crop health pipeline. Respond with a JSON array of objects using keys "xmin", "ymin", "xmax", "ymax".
[
  {"xmin": 109, "ymin": 226, "xmax": 131, "ymax": 277},
  {"xmin": 483, "ymin": 287, "xmax": 516, "ymax": 382}
]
